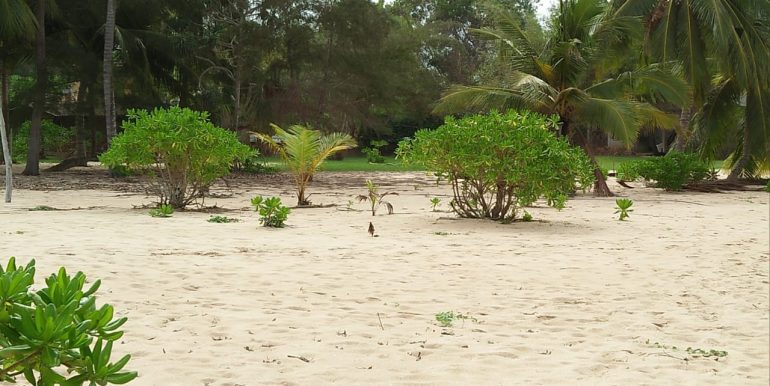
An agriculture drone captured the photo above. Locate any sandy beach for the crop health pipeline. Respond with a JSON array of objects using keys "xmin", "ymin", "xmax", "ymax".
[{"xmin": 0, "ymin": 168, "xmax": 768, "ymax": 385}]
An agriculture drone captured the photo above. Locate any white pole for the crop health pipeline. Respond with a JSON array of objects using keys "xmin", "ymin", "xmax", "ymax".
[{"xmin": 0, "ymin": 91, "xmax": 12, "ymax": 203}]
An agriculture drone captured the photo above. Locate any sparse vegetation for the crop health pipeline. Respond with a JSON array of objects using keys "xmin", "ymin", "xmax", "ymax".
[
  {"xmin": 614, "ymin": 199, "xmax": 633, "ymax": 221},
  {"xmin": 251, "ymin": 196, "xmax": 290, "ymax": 228},
  {"xmin": 645, "ymin": 339, "xmax": 728, "ymax": 359},
  {"xmin": 0, "ymin": 257, "xmax": 137, "ymax": 385},
  {"xmin": 29, "ymin": 205, "xmax": 57, "ymax": 211},
  {"xmin": 207, "ymin": 215, "xmax": 240, "ymax": 223},
  {"xmin": 522, "ymin": 210, "xmax": 533, "ymax": 222},
  {"xmin": 149, "ymin": 204, "xmax": 174, "ymax": 218},
  {"xmin": 430, "ymin": 197, "xmax": 441, "ymax": 211},
  {"xmin": 435, "ymin": 311, "xmax": 476, "ymax": 327},
  {"xmin": 357, "ymin": 180, "xmax": 398, "ymax": 216}
]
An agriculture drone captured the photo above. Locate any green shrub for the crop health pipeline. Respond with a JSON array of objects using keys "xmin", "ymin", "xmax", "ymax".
[
  {"xmin": 0, "ymin": 257, "xmax": 137, "ymax": 385},
  {"xmin": 251, "ymin": 196, "xmax": 290, "ymax": 227},
  {"xmin": 5, "ymin": 120, "xmax": 75, "ymax": 162},
  {"xmin": 149, "ymin": 204, "xmax": 174, "ymax": 218},
  {"xmin": 361, "ymin": 140, "xmax": 387, "ymax": 163},
  {"xmin": 397, "ymin": 110, "xmax": 594, "ymax": 222},
  {"xmin": 765, "ymin": 180, "xmax": 770, "ymax": 193},
  {"xmin": 99, "ymin": 107, "xmax": 254, "ymax": 208},
  {"xmin": 619, "ymin": 152, "xmax": 708, "ymax": 191}
]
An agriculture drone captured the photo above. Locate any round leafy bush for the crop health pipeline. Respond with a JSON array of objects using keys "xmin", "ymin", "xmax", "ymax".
[
  {"xmin": 397, "ymin": 110, "xmax": 594, "ymax": 222},
  {"xmin": 618, "ymin": 152, "xmax": 708, "ymax": 191},
  {"xmin": 100, "ymin": 107, "xmax": 254, "ymax": 208}
]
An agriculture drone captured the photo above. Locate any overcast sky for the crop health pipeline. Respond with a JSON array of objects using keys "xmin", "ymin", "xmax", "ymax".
[{"xmin": 536, "ymin": 0, "xmax": 558, "ymax": 20}]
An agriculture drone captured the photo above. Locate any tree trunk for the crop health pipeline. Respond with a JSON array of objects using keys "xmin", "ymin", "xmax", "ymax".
[
  {"xmin": 727, "ymin": 121, "xmax": 752, "ymax": 180},
  {"xmin": 103, "ymin": 0, "xmax": 117, "ymax": 145},
  {"xmin": 233, "ymin": 64, "xmax": 241, "ymax": 131},
  {"xmin": 23, "ymin": 0, "xmax": 45, "ymax": 176},
  {"xmin": 0, "ymin": 90, "xmax": 11, "ymax": 203},
  {"xmin": 672, "ymin": 107, "xmax": 692, "ymax": 152},
  {"xmin": 1, "ymin": 59, "xmax": 9, "ymax": 162}
]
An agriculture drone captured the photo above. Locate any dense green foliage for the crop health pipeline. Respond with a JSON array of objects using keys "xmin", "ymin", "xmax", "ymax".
[
  {"xmin": 251, "ymin": 196, "xmax": 290, "ymax": 228},
  {"xmin": 398, "ymin": 111, "xmax": 594, "ymax": 222},
  {"xmin": 361, "ymin": 140, "xmax": 387, "ymax": 164},
  {"xmin": 0, "ymin": 258, "xmax": 136, "ymax": 385},
  {"xmin": 256, "ymin": 124, "xmax": 356, "ymax": 206},
  {"xmin": 99, "ymin": 107, "xmax": 253, "ymax": 208},
  {"xmin": 1, "ymin": 120, "xmax": 74, "ymax": 162},
  {"xmin": 618, "ymin": 152, "xmax": 709, "ymax": 191}
]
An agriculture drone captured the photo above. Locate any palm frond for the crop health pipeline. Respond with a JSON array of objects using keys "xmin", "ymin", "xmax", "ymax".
[
  {"xmin": 433, "ymin": 85, "xmax": 546, "ymax": 115},
  {"xmin": 0, "ymin": 0, "xmax": 35, "ymax": 40},
  {"xmin": 573, "ymin": 97, "xmax": 640, "ymax": 146}
]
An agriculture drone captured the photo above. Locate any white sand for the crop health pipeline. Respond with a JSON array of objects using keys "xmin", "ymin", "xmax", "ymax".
[{"xmin": 0, "ymin": 172, "xmax": 767, "ymax": 385}]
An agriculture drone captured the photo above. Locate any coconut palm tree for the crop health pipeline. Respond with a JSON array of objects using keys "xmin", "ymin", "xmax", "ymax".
[
  {"xmin": 434, "ymin": 0, "xmax": 689, "ymax": 196},
  {"xmin": 256, "ymin": 124, "xmax": 357, "ymax": 206},
  {"xmin": 635, "ymin": 0, "xmax": 770, "ymax": 178}
]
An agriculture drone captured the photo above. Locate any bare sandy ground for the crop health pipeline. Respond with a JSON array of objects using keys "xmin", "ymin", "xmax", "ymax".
[{"xmin": 0, "ymin": 169, "xmax": 768, "ymax": 385}]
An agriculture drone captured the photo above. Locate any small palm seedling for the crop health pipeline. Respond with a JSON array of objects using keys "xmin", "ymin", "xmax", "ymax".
[
  {"xmin": 357, "ymin": 180, "xmax": 398, "ymax": 216},
  {"xmin": 149, "ymin": 204, "xmax": 174, "ymax": 218},
  {"xmin": 207, "ymin": 215, "xmax": 240, "ymax": 223},
  {"xmin": 430, "ymin": 197, "xmax": 441, "ymax": 211},
  {"xmin": 522, "ymin": 210, "xmax": 533, "ymax": 222},
  {"xmin": 251, "ymin": 196, "xmax": 290, "ymax": 227},
  {"xmin": 614, "ymin": 198, "xmax": 633, "ymax": 221}
]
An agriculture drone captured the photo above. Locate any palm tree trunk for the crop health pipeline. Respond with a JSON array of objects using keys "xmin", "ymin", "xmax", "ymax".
[
  {"xmin": 727, "ymin": 123, "xmax": 751, "ymax": 180},
  {"xmin": 103, "ymin": 0, "xmax": 117, "ymax": 145},
  {"xmin": 23, "ymin": 0, "xmax": 46, "ymax": 176},
  {"xmin": 0, "ymin": 90, "xmax": 11, "ymax": 203},
  {"xmin": 672, "ymin": 107, "xmax": 692, "ymax": 152}
]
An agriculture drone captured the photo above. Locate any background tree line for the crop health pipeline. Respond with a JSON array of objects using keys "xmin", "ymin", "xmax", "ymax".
[
  {"xmin": 0, "ymin": 0, "xmax": 767, "ymax": 184},
  {"xmin": 0, "ymin": 0, "xmax": 542, "ymax": 174}
]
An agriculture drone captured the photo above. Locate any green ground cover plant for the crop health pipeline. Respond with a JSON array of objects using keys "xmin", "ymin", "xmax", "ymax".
[
  {"xmin": 100, "ymin": 107, "xmax": 253, "ymax": 209},
  {"xmin": 398, "ymin": 110, "xmax": 593, "ymax": 222},
  {"xmin": 0, "ymin": 257, "xmax": 137, "ymax": 385},
  {"xmin": 207, "ymin": 216, "xmax": 240, "ymax": 223},
  {"xmin": 148, "ymin": 204, "xmax": 174, "ymax": 218},
  {"xmin": 251, "ymin": 196, "xmax": 290, "ymax": 227}
]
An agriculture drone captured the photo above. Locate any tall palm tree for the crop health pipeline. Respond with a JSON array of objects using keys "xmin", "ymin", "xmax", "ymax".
[
  {"xmin": 635, "ymin": 0, "xmax": 770, "ymax": 178},
  {"xmin": 256, "ymin": 124, "xmax": 356, "ymax": 206},
  {"xmin": 434, "ymin": 0, "xmax": 689, "ymax": 196}
]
